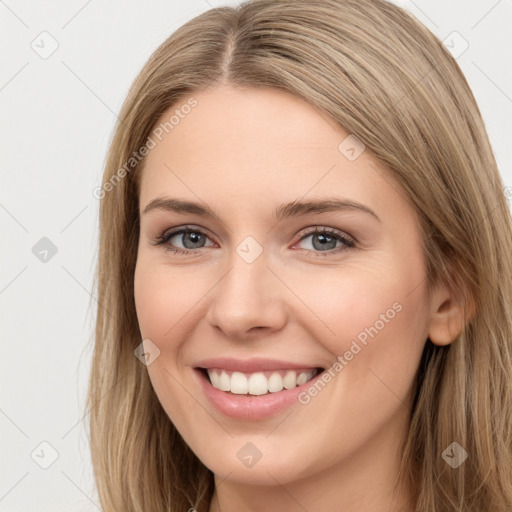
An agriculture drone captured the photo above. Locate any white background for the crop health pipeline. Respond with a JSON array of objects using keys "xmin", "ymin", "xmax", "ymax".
[{"xmin": 1, "ymin": 1, "xmax": 511, "ymax": 510}]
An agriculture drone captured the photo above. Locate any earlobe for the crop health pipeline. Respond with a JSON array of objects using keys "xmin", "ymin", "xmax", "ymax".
[{"xmin": 427, "ymin": 283, "xmax": 476, "ymax": 346}]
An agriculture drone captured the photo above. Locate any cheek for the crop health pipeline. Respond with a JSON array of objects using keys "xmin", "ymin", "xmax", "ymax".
[
  {"xmin": 291, "ymin": 252, "xmax": 429, "ymax": 397},
  {"xmin": 285, "ymin": 266, "xmax": 429, "ymax": 463},
  {"xmin": 133, "ymin": 260, "xmax": 204, "ymax": 428},
  {"xmin": 134, "ymin": 259, "xmax": 202, "ymax": 345},
  {"xmin": 297, "ymin": 262, "xmax": 426, "ymax": 344}
]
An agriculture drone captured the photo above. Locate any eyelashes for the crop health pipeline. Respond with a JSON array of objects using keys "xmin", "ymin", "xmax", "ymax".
[
  {"xmin": 152, "ymin": 226, "xmax": 215, "ymax": 256},
  {"xmin": 151, "ymin": 224, "xmax": 356, "ymax": 258}
]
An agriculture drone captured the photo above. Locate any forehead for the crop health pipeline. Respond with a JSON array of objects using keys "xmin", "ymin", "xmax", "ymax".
[{"xmin": 138, "ymin": 85, "xmax": 411, "ymax": 226}]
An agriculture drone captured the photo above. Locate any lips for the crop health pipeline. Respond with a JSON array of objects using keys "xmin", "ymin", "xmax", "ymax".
[
  {"xmin": 195, "ymin": 357, "xmax": 323, "ymax": 373},
  {"xmin": 192, "ymin": 358, "xmax": 326, "ymax": 420}
]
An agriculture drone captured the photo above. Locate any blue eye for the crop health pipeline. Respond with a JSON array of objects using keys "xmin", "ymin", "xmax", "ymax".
[
  {"xmin": 152, "ymin": 225, "xmax": 355, "ymax": 257},
  {"xmin": 152, "ymin": 226, "xmax": 214, "ymax": 255},
  {"xmin": 294, "ymin": 227, "xmax": 355, "ymax": 256}
]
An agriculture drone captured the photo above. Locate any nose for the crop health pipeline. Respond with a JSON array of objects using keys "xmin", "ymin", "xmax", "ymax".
[{"xmin": 205, "ymin": 248, "xmax": 288, "ymax": 340}]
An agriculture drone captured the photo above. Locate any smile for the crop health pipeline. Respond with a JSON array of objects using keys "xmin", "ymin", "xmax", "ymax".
[
  {"xmin": 204, "ymin": 368, "xmax": 321, "ymax": 395},
  {"xmin": 193, "ymin": 358, "xmax": 326, "ymax": 420}
]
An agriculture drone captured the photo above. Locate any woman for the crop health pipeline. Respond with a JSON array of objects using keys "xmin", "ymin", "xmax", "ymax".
[{"xmin": 88, "ymin": 0, "xmax": 512, "ymax": 510}]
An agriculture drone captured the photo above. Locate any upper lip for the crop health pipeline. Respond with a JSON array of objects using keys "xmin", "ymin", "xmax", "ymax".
[{"xmin": 194, "ymin": 357, "xmax": 323, "ymax": 373}]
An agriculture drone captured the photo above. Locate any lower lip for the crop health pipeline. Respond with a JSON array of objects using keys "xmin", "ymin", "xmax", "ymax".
[{"xmin": 194, "ymin": 368, "xmax": 323, "ymax": 420}]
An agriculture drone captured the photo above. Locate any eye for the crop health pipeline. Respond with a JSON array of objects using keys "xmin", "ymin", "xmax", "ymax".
[
  {"xmin": 293, "ymin": 227, "xmax": 355, "ymax": 257},
  {"xmin": 151, "ymin": 226, "xmax": 215, "ymax": 255}
]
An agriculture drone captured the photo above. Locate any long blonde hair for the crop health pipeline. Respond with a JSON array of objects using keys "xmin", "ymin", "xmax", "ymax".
[{"xmin": 87, "ymin": 0, "xmax": 512, "ymax": 510}]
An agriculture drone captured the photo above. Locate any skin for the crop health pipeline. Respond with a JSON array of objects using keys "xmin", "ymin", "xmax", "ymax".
[{"xmin": 134, "ymin": 84, "xmax": 466, "ymax": 512}]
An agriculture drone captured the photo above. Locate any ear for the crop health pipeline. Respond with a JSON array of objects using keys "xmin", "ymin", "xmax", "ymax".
[{"xmin": 427, "ymin": 280, "xmax": 476, "ymax": 346}]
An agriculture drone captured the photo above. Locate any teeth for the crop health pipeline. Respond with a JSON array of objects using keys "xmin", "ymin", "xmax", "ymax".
[
  {"xmin": 206, "ymin": 368, "xmax": 318, "ymax": 395},
  {"xmin": 283, "ymin": 371, "xmax": 297, "ymax": 390},
  {"xmin": 248, "ymin": 372, "xmax": 268, "ymax": 395},
  {"xmin": 268, "ymin": 372, "xmax": 283, "ymax": 392},
  {"xmin": 296, "ymin": 372, "xmax": 309, "ymax": 386},
  {"xmin": 219, "ymin": 370, "xmax": 230, "ymax": 391},
  {"xmin": 209, "ymin": 370, "xmax": 220, "ymax": 389},
  {"xmin": 231, "ymin": 372, "xmax": 248, "ymax": 394}
]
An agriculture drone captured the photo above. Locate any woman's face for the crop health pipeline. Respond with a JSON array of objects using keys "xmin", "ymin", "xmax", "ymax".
[{"xmin": 134, "ymin": 84, "xmax": 432, "ymax": 488}]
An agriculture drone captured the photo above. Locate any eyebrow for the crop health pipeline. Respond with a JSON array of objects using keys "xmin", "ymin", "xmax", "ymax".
[{"xmin": 141, "ymin": 196, "xmax": 382, "ymax": 223}]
